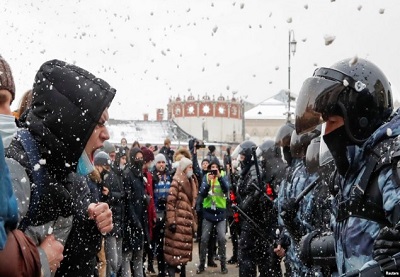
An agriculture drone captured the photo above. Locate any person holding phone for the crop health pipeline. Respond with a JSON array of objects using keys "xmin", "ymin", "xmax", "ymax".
[{"xmin": 196, "ymin": 158, "xmax": 229, "ymax": 274}]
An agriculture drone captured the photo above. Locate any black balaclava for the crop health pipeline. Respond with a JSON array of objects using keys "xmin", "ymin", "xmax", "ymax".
[{"xmin": 322, "ymin": 125, "xmax": 351, "ymax": 176}]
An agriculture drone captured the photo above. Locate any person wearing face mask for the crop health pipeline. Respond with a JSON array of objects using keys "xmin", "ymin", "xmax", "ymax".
[
  {"xmin": 164, "ymin": 157, "xmax": 198, "ymax": 277},
  {"xmin": 151, "ymin": 153, "xmax": 172, "ymax": 277},
  {"xmin": 122, "ymin": 147, "xmax": 149, "ymax": 277},
  {"xmin": 140, "ymin": 146, "xmax": 157, "ymax": 275},
  {"xmin": 5, "ymin": 59, "xmax": 115, "ymax": 276},
  {"xmin": 93, "ymin": 150, "xmax": 125, "ymax": 277},
  {"xmin": 0, "ymin": 55, "xmax": 42, "ymax": 276},
  {"xmin": 295, "ymin": 58, "xmax": 400, "ymax": 275}
]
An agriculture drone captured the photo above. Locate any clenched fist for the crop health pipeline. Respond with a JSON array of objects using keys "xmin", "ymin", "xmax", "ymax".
[
  {"xmin": 88, "ymin": 202, "xmax": 113, "ymax": 234},
  {"xmin": 40, "ymin": 234, "xmax": 64, "ymax": 273}
]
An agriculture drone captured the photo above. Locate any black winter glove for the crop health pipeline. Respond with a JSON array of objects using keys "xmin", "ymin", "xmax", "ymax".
[
  {"xmin": 169, "ymin": 224, "xmax": 177, "ymax": 233},
  {"xmin": 373, "ymin": 226, "xmax": 400, "ymax": 261},
  {"xmin": 188, "ymin": 139, "xmax": 195, "ymax": 152},
  {"xmin": 280, "ymin": 198, "xmax": 299, "ymax": 224}
]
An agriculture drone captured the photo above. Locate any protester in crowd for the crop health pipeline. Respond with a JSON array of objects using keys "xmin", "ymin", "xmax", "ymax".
[
  {"xmin": 192, "ymin": 147, "xmax": 217, "ymax": 265},
  {"xmin": 102, "ymin": 141, "xmax": 117, "ymax": 162},
  {"xmin": 196, "ymin": 158, "xmax": 229, "ymax": 275},
  {"xmin": 151, "ymin": 153, "xmax": 172, "ymax": 277},
  {"xmin": 12, "ymin": 89, "xmax": 32, "ymax": 119},
  {"xmin": 6, "ymin": 59, "xmax": 115, "ymax": 276},
  {"xmin": 0, "ymin": 55, "xmax": 41, "ymax": 276},
  {"xmin": 119, "ymin": 138, "xmax": 129, "ymax": 155},
  {"xmin": 159, "ymin": 138, "xmax": 174, "ymax": 171},
  {"xmin": 122, "ymin": 147, "xmax": 149, "ymax": 277},
  {"xmin": 89, "ymin": 151, "xmax": 111, "ymax": 277},
  {"xmin": 145, "ymin": 142, "xmax": 158, "ymax": 153},
  {"xmin": 131, "ymin": 140, "xmax": 141, "ymax": 149},
  {"xmin": 205, "ymin": 145, "xmax": 217, "ymax": 162},
  {"xmin": 141, "ymin": 146, "xmax": 157, "ymax": 275},
  {"xmin": 114, "ymin": 146, "xmax": 128, "ymax": 176},
  {"xmin": 95, "ymin": 151, "xmax": 125, "ymax": 277},
  {"xmin": 164, "ymin": 157, "xmax": 198, "ymax": 277}
]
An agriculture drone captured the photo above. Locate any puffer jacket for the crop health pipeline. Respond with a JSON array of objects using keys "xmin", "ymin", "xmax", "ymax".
[{"xmin": 164, "ymin": 168, "xmax": 198, "ymax": 267}]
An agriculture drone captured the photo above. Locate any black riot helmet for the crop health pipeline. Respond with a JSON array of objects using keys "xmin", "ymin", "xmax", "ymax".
[
  {"xmin": 275, "ymin": 122, "xmax": 295, "ymax": 148},
  {"xmin": 275, "ymin": 122, "xmax": 295, "ymax": 164},
  {"xmin": 237, "ymin": 140, "xmax": 257, "ymax": 166},
  {"xmin": 290, "ymin": 125, "xmax": 321, "ymax": 159},
  {"xmin": 256, "ymin": 140, "xmax": 281, "ymax": 161},
  {"xmin": 306, "ymin": 137, "xmax": 336, "ymax": 182},
  {"xmin": 295, "ymin": 58, "xmax": 393, "ymax": 144}
]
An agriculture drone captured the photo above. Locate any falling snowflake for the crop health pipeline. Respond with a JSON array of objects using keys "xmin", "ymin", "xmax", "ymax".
[
  {"xmin": 240, "ymin": 3, "xmax": 244, "ymax": 9},
  {"xmin": 357, "ymin": 5, "xmax": 362, "ymax": 11},
  {"xmin": 212, "ymin": 26, "xmax": 218, "ymax": 33},
  {"xmin": 324, "ymin": 34, "xmax": 336, "ymax": 45},
  {"xmin": 379, "ymin": 8, "xmax": 385, "ymax": 14},
  {"xmin": 387, "ymin": 128, "xmax": 393, "ymax": 136},
  {"xmin": 304, "ymin": 4, "xmax": 308, "ymax": 9},
  {"xmin": 21, "ymin": 177, "xmax": 27, "ymax": 183},
  {"xmin": 39, "ymin": 159, "xmax": 46, "ymax": 165},
  {"xmin": 33, "ymin": 163, "xmax": 41, "ymax": 171},
  {"xmin": 286, "ymin": 17, "xmax": 292, "ymax": 23},
  {"xmin": 349, "ymin": 56, "xmax": 358, "ymax": 66}
]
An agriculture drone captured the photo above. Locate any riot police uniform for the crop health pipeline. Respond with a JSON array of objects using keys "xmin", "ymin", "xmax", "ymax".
[
  {"xmin": 295, "ymin": 57, "xmax": 400, "ymax": 275},
  {"xmin": 236, "ymin": 141, "xmax": 281, "ymax": 277},
  {"xmin": 277, "ymin": 129, "xmax": 320, "ymax": 277}
]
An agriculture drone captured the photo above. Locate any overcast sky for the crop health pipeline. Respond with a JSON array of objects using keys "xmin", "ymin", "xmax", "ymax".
[{"xmin": 2, "ymin": 0, "xmax": 399, "ymax": 120}]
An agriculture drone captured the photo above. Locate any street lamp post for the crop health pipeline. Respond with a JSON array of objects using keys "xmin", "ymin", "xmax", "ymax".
[{"xmin": 287, "ymin": 29, "xmax": 297, "ymax": 122}]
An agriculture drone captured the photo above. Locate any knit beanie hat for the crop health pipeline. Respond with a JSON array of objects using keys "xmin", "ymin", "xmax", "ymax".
[
  {"xmin": 141, "ymin": 146, "xmax": 155, "ymax": 163},
  {"xmin": 179, "ymin": 157, "xmax": 192, "ymax": 171},
  {"xmin": 154, "ymin": 153, "xmax": 167, "ymax": 163},
  {"xmin": 102, "ymin": 141, "xmax": 116, "ymax": 154},
  {"xmin": 0, "ymin": 55, "xmax": 15, "ymax": 102},
  {"xmin": 94, "ymin": 151, "xmax": 111, "ymax": 166}
]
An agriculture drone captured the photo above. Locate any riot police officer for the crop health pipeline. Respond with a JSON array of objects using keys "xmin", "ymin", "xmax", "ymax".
[
  {"xmin": 295, "ymin": 57, "xmax": 400, "ymax": 275},
  {"xmin": 275, "ymin": 128, "xmax": 320, "ymax": 276},
  {"xmin": 236, "ymin": 140, "xmax": 281, "ymax": 277}
]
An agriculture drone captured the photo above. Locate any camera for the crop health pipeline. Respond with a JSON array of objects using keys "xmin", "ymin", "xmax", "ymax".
[
  {"xmin": 209, "ymin": 169, "xmax": 218, "ymax": 175},
  {"xmin": 195, "ymin": 139, "xmax": 206, "ymax": 149},
  {"xmin": 190, "ymin": 138, "xmax": 206, "ymax": 149}
]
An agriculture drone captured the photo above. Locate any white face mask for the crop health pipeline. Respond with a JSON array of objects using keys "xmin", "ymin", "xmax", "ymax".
[
  {"xmin": 0, "ymin": 114, "xmax": 17, "ymax": 148},
  {"xmin": 186, "ymin": 170, "xmax": 193, "ymax": 178}
]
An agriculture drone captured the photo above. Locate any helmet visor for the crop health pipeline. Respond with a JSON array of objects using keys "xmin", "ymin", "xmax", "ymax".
[{"xmin": 295, "ymin": 76, "xmax": 344, "ymax": 135}]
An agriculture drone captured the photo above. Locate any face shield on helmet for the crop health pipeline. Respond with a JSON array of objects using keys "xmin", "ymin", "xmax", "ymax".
[
  {"xmin": 295, "ymin": 58, "xmax": 393, "ymax": 144},
  {"xmin": 290, "ymin": 125, "xmax": 321, "ymax": 159},
  {"xmin": 275, "ymin": 122, "xmax": 295, "ymax": 148},
  {"xmin": 306, "ymin": 136, "xmax": 336, "ymax": 181},
  {"xmin": 236, "ymin": 140, "xmax": 256, "ymax": 165}
]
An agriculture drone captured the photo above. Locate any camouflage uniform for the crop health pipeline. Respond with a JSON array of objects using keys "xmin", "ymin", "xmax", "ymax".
[
  {"xmin": 331, "ymin": 112, "xmax": 400, "ymax": 274},
  {"xmin": 277, "ymin": 158, "xmax": 311, "ymax": 276}
]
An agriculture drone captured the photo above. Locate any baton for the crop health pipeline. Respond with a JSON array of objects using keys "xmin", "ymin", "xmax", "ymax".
[{"xmin": 232, "ymin": 204, "xmax": 270, "ymax": 242}]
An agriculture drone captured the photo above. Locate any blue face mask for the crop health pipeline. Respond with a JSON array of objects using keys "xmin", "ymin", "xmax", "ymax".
[{"xmin": 77, "ymin": 151, "xmax": 95, "ymax": 176}]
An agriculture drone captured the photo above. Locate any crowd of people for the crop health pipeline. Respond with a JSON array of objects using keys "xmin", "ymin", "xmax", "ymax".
[{"xmin": 2, "ymin": 54, "xmax": 400, "ymax": 277}]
